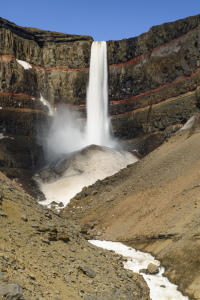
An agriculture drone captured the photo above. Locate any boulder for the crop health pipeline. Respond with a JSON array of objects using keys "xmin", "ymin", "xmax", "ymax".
[
  {"xmin": 78, "ymin": 265, "xmax": 96, "ymax": 278},
  {"xmin": 0, "ymin": 284, "xmax": 23, "ymax": 300},
  {"xmin": 147, "ymin": 263, "xmax": 159, "ymax": 275}
]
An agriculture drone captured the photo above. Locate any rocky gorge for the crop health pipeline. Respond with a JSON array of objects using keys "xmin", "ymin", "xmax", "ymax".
[
  {"xmin": 0, "ymin": 171, "xmax": 150, "ymax": 299},
  {"xmin": 1, "ymin": 14, "xmax": 200, "ymax": 177},
  {"xmin": 1, "ymin": 13, "xmax": 200, "ymax": 300}
]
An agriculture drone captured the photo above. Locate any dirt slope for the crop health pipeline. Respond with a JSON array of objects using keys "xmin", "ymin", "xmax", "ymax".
[
  {"xmin": 0, "ymin": 172, "xmax": 150, "ymax": 299},
  {"xmin": 62, "ymin": 116, "xmax": 200, "ymax": 299}
]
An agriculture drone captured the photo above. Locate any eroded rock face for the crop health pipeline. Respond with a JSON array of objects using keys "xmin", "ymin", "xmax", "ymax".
[
  {"xmin": 107, "ymin": 14, "xmax": 200, "ymax": 65},
  {"xmin": 0, "ymin": 17, "xmax": 93, "ymax": 68},
  {"xmin": 1, "ymin": 15, "xmax": 200, "ymax": 173}
]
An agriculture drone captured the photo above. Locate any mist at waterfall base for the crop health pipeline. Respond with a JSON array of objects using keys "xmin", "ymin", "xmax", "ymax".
[
  {"xmin": 36, "ymin": 41, "xmax": 138, "ymax": 207},
  {"xmin": 46, "ymin": 41, "xmax": 117, "ymax": 157}
]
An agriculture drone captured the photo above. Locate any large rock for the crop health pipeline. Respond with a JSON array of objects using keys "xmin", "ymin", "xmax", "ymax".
[
  {"xmin": 0, "ymin": 284, "xmax": 23, "ymax": 299},
  {"xmin": 147, "ymin": 263, "xmax": 159, "ymax": 275}
]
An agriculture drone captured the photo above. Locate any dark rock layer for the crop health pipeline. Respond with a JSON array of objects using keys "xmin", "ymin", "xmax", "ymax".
[
  {"xmin": 0, "ymin": 15, "xmax": 200, "ymax": 173},
  {"xmin": 107, "ymin": 14, "xmax": 200, "ymax": 65},
  {"xmin": 0, "ymin": 17, "xmax": 93, "ymax": 68}
]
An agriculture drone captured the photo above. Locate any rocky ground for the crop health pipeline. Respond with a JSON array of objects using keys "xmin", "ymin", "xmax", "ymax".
[
  {"xmin": 62, "ymin": 114, "xmax": 200, "ymax": 300},
  {"xmin": 0, "ymin": 172, "xmax": 150, "ymax": 299}
]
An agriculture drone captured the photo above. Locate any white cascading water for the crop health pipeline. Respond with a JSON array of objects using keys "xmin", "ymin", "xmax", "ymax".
[
  {"xmin": 46, "ymin": 41, "xmax": 115, "ymax": 156},
  {"xmin": 86, "ymin": 41, "xmax": 112, "ymax": 147},
  {"xmin": 36, "ymin": 40, "xmax": 138, "ymax": 206},
  {"xmin": 37, "ymin": 40, "xmax": 137, "ymax": 207},
  {"xmin": 35, "ymin": 41, "xmax": 189, "ymax": 300}
]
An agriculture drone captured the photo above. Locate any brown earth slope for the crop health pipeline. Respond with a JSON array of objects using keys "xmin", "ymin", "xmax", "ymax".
[
  {"xmin": 0, "ymin": 172, "xmax": 150, "ymax": 299},
  {"xmin": 62, "ymin": 115, "xmax": 200, "ymax": 300}
]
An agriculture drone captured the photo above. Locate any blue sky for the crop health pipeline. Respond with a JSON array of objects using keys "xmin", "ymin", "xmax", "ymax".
[{"xmin": 1, "ymin": 0, "xmax": 200, "ymax": 41}]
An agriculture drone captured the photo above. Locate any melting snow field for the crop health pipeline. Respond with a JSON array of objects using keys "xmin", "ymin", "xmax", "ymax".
[
  {"xmin": 38, "ymin": 146, "xmax": 138, "ymax": 207},
  {"xmin": 89, "ymin": 240, "xmax": 189, "ymax": 300}
]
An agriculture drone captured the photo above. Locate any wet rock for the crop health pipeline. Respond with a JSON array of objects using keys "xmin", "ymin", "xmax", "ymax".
[
  {"xmin": 139, "ymin": 268, "xmax": 148, "ymax": 274},
  {"xmin": 147, "ymin": 263, "xmax": 159, "ymax": 274},
  {"xmin": 50, "ymin": 201, "xmax": 58, "ymax": 206}
]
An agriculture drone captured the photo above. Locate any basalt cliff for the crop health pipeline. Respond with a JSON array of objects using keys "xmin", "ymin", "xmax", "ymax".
[{"xmin": 1, "ymin": 15, "xmax": 200, "ymax": 178}]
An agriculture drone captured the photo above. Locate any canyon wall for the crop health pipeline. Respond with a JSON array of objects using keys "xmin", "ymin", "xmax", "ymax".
[
  {"xmin": 0, "ymin": 18, "xmax": 92, "ymax": 176},
  {"xmin": 0, "ymin": 15, "xmax": 200, "ymax": 174}
]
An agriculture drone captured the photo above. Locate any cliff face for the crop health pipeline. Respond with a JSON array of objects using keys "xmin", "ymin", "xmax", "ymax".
[
  {"xmin": 107, "ymin": 14, "xmax": 200, "ymax": 65},
  {"xmin": 0, "ymin": 15, "xmax": 200, "ymax": 173},
  {"xmin": 0, "ymin": 17, "xmax": 92, "ymax": 104},
  {"xmin": 108, "ymin": 15, "xmax": 200, "ymax": 153},
  {"xmin": 0, "ymin": 18, "xmax": 93, "ymax": 175}
]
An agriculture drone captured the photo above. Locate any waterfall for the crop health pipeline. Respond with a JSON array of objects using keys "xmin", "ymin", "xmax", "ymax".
[
  {"xmin": 86, "ymin": 41, "xmax": 112, "ymax": 147},
  {"xmin": 46, "ymin": 41, "xmax": 117, "ymax": 157}
]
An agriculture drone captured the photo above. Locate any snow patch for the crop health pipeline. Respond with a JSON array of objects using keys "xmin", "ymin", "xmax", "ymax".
[
  {"xmin": 180, "ymin": 116, "xmax": 195, "ymax": 131},
  {"xmin": 16, "ymin": 59, "xmax": 32, "ymax": 70},
  {"xmin": 0, "ymin": 133, "xmax": 14, "ymax": 140},
  {"xmin": 89, "ymin": 240, "xmax": 189, "ymax": 300},
  {"xmin": 36, "ymin": 146, "xmax": 138, "ymax": 207}
]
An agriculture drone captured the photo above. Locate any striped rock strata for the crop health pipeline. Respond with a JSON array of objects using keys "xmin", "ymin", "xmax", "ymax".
[{"xmin": 0, "ymin": 15, "xmax": 200, "ymax": 174}]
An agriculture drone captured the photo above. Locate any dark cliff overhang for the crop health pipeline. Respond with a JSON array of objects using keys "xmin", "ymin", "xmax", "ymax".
[{"xmin": 0, "ymin": 17, "xmax": 93, "ymax": 47}]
